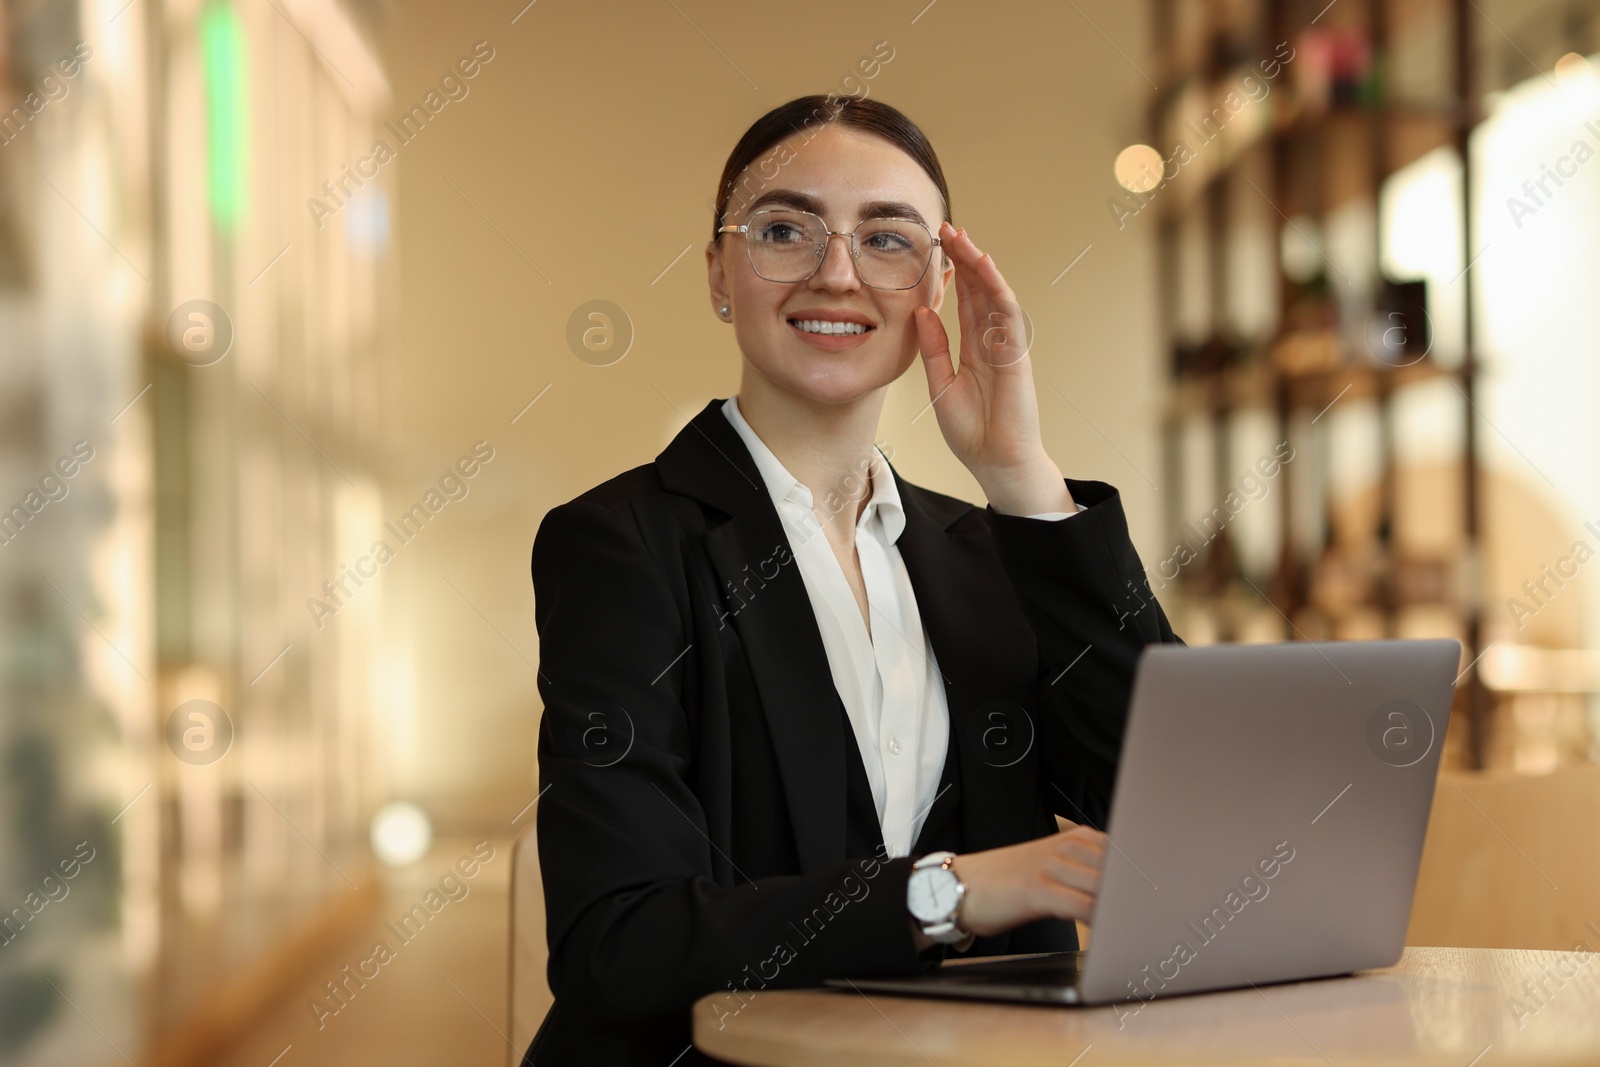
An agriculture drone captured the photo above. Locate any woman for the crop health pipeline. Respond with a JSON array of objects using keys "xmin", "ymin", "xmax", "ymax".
[{"xmin": 523, "ymin": 94, "xmax": 1180, "ymax": 1065}]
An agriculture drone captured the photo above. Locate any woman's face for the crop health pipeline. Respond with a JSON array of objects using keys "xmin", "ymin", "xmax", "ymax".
[{"xmin": 706, "ymin": 124, "xmax": 954, "ymax": 407}]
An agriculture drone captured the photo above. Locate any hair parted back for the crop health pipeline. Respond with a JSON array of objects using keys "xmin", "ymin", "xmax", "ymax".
[{"xmin": 710, "ymin": 94, "xmax": 953, "ymax": 245}]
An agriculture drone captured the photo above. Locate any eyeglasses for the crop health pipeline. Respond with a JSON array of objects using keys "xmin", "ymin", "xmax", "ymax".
[{"xmin": 716, "ymin": 209, "xmax": 943, "ymax": 291}]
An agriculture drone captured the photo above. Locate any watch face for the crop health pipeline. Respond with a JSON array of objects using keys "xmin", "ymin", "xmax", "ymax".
[{"xmin": 907, "ymin": 867, "xmax": 960, "ymax": 923}]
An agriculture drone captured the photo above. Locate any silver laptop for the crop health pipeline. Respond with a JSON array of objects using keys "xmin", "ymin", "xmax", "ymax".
[{"xmin": 830, "ymin": 638, "xmax": 1460, "ymax": 1006}]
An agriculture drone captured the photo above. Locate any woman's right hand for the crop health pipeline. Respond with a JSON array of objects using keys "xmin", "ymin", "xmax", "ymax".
[{"xmin": 949, "ymin": 825, "xmax": 1108, "ymax": 937}]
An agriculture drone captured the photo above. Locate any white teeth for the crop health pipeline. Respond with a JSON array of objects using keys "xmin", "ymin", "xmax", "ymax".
[{"xmin": 791, "ymin": 319, "xmax": 871, "ymax": 335}]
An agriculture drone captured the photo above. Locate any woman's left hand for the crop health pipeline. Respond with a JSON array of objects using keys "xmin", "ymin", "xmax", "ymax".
[{"xmin": 913, "ymin": 221, "xmax": 1076, "ymax": 516}]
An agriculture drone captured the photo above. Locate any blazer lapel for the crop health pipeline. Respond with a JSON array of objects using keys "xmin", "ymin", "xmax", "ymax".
[
  {"xmin": 657, "ymin": 400, "xmax": 849, "ymax": 871},
  {"xmin": 891, "ymin": 467, "xmax": 1046, "ymax": 854}
]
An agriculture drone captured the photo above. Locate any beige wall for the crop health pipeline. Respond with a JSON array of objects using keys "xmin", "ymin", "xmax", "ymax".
[{"xmin": 378, "ymin": 0, "xmax": 1162, "ymax": 827}]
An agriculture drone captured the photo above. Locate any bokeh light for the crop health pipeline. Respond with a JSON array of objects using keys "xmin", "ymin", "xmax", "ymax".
[
  {"xmin": 1115, "ymin": 143, "xmax": 1165, "ymax": 192},
  {"xmin": 370, "ymin": 801, "xmax": 433, "ymax": 867}
]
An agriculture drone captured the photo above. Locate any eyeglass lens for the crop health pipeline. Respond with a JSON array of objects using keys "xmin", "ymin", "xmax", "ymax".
[{"xmin": 744, "ymin": 209, "xmax": 933, "ymax": 290}]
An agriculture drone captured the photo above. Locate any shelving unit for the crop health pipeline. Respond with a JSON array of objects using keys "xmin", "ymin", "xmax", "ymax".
[{"xmin": 1147, "ymin": 0, "xmax": 1490, "ymax": 768}]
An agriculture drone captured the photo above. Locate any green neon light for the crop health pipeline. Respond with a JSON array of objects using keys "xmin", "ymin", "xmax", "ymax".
[{"xmin": 200, "ymin": 2, "xmax": 247, "ymax": 231}]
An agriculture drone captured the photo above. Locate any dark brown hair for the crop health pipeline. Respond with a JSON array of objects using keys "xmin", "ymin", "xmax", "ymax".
[{"xmin": 710, "ymin": 94, "xmax": 953, "ymax": 245}]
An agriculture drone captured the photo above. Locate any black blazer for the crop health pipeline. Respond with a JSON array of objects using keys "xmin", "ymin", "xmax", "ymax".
[{"xmin": 523, "ymin": 398, "xmax": 1180, "ymax": 1066}]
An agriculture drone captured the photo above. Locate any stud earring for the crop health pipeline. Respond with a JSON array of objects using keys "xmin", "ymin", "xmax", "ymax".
[{"xmin": 719, "ymin": 305, "xmax": 730, "ymax": 319}]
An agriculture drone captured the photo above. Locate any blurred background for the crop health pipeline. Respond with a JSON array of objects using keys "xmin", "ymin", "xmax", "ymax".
[{"xmin": 3, "ymin": 0, "xmax": 1600, "ymax": 1063}]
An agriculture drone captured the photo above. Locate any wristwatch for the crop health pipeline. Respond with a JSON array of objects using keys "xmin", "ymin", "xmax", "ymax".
[{"xmin": 907, "ymin": 851, "xmax": 975, "ymax": 950}]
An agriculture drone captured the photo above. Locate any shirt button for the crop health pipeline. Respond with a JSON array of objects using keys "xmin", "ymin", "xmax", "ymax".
[{"xmin": 887, "ymin": 737, "xmax": 902, "ymax": 756}]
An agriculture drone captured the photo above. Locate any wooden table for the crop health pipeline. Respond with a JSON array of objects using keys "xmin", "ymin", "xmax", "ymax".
[{"xmin": 694, "ymin": 947, "xmax": 1600, "ymax": 1065}]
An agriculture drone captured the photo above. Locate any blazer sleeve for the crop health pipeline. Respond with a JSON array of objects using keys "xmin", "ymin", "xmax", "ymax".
[
  {"xmin": 531, "ymin": 497, "xmax": 927, "ymax": 1022},
  {"xmin": 980, "ymin": 478, "xmax": 1183, "ymax": 830}
]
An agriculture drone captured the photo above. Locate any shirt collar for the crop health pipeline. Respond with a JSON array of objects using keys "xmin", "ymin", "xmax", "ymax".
[{"xmin": 721, "ymin": 396, "xmax": 904, "ymax": 545}]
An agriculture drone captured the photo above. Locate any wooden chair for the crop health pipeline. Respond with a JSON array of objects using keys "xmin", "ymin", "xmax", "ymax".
[
  {"xmin": 507, "ymin": 823, "xmax": 548, "ymax": 1067},
  {"xmin": 1407, "ymin": 765, "xmax": 1600, "ymax": 950}
]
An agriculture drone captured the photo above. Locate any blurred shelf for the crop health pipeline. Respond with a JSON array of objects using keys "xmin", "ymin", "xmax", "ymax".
[
  {"xmin": 1483, "ymin": 646, "xmax": 1600, "ymax": 695},
  {"xmin": 1144, "ymin": 97, "xmax": 1471, "ymax": 220},
  {"xmin": 1165, "ymin": 344, "xmax": 1467, "ymax": 419},
  {"xmin": 1152, "ymin": 0, "xmax": 1496, "ymax": 769},
  {"xmin": 1272, "ymin": 97, "xmax": 1467, "ymax": 135}
]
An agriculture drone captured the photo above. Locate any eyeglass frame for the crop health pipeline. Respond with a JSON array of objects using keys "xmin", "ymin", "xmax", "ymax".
[{"xmin": 715, "ymin": 208, "xmax": 946, "ymax": 291}]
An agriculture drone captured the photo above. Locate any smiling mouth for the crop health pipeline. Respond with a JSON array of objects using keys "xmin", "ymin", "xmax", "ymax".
[{"xmin": 786, "ymin": 317, "xmax": 876, "ymax": 337}]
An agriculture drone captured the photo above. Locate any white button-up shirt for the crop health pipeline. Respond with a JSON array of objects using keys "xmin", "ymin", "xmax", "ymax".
[{"xmin": 721, "ymin": 396, "xmax": 1082, "ymax": 858}]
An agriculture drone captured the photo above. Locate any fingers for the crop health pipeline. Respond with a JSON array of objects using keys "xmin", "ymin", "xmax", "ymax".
[
  {"xmin": 1025, "ymin": 870, "xmax": 1096, "ymax": 925},
  {"xmin": 1060, "ymin": 825, "xmax": 1109, "ymax": 848},
  {"xmin": 940, "ymin": 222, "xmax": 983, "ymax": 319},
  {"xmin": 949, "ymin": 248, "xmax": 981, "ymax": 346},
  {"xmin": 1038, "ymin": 845, "xmax": 1102, "ymax": 923},
  {"xmin": 1043, "ymin": 830, "xmax": 1106, "ymax": 895},
  {"xmin": 939, "ymin": 221, "xmax": 1017, "ymax": 305},
  {"xmin": 1054, "ymin": 841, "xmax": 1106, "ymax": 875},
  {"xmin": 940, "ymin": 221, "xmax": 984, "ymax": 269},
  {"xmin": 1042, "ymin": 853, "xmax": 1100, "ymax": 890},
  {"xmin": 1038, "ymin": 884, "xmax": 1097, "ymax": 923},
  {"xmin": 940, "ymin": 222, "xmax": 1028, "ymax": 375},
  {"xmin": 913, "ymin": 307, "xmax": 956, "ymax": 398}
]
